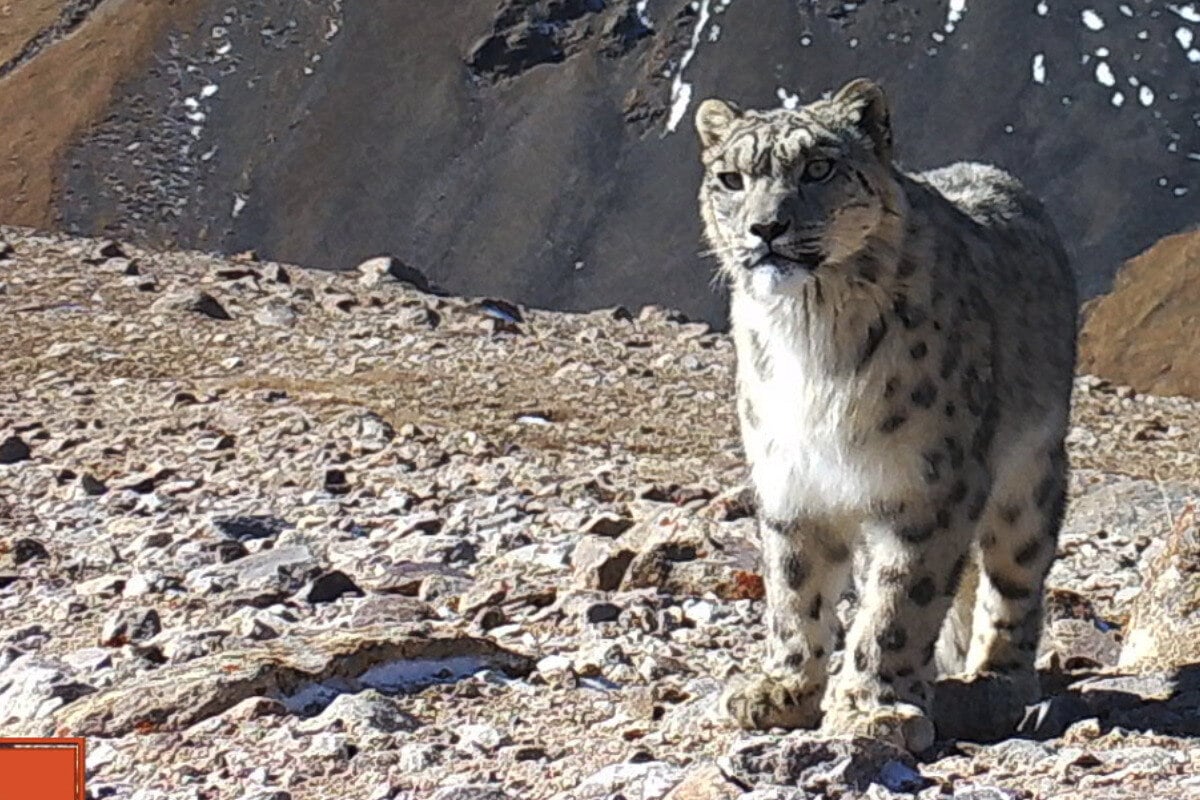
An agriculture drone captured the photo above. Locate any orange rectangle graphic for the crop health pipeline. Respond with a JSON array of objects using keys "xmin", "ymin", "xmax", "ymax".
[{"xmin": 0, "ymin": 738, "xmax": 86, "ymax": 800}]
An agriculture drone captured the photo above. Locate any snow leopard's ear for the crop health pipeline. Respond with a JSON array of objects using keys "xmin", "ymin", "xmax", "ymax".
[
  {"xmin": 834, "ymin": 78, "xmax": 893, "ymax": 162},
  {"xmin": 695, "ymin": 99, "xmax": 740, "ymax": 150}
]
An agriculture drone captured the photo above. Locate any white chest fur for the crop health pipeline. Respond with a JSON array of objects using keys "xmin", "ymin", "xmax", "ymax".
[{"xmin": 732, "ymin": 293, "xmax": 909, "ymax": 522}]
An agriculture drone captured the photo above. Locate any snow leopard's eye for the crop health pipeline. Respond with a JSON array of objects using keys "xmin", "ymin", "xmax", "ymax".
[
  {"xmin": 801, "ymin": 159, "xmax": 833, "ymax": 183},
  {"xmin": 717, "ymin": 172, "xmax": 745, "ymax": 191}
]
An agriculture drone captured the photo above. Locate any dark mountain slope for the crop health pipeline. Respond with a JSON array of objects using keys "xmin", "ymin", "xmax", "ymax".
[{"xmin": 2, "ymin": 0, "xmax": 1197, "ymax": 325}]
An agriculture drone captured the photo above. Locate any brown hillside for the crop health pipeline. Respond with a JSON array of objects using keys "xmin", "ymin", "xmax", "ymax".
[
  {"xmin": 1079, "ymin": 230, "xmax": 1200, "ymax": 399},
  {"xmin": 0, "ymin": 0, "xmax": 204, "ymax": 227}
]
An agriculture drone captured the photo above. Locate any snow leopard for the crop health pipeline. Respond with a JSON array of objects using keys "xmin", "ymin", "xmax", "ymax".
[{"xmin": 694, "ymin": 78, "xmax": 1077, "ymax": 751}]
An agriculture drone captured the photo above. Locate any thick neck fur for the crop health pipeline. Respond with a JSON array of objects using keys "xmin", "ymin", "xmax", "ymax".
[{"xmin": 728, "ymin": 171, "xmax": 937, "ymax": 378}]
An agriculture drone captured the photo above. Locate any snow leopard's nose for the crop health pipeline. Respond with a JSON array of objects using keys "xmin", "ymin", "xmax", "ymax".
[{"xmin": 749, "ymin": 219, "xmax": 790, "ymax": 244}]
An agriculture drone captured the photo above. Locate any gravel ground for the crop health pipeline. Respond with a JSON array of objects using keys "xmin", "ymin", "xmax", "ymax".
[{"xmin": 1, "ymin": 226, "xmax": 1199, "ymax": 800}]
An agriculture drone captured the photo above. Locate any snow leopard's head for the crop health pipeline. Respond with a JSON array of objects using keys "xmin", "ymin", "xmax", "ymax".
[{"xmin": 695, "ymin": 78, "xmax": 904, "ymax": 299}]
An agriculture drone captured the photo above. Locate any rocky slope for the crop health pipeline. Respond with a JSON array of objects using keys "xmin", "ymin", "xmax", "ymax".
[
  {"xmin": 1, "ymin": 1, "xmax": 1198, "ymax": 325},
  {"xmin": 2, "ymin": 226, "xmax": 1200, "ymax": 799},
  {"xmin": 1079, "ymin": 229, "xmax": 1200, "ymax": 399}
]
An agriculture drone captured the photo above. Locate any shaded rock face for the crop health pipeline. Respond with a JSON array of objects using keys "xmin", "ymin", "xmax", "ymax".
[
  {"xmin": 1079, "ymin": 230, "xmax": 1200, "ymax": 399},
  {"xmin": 1, "ymin": 0, "xmax": 1195, "ymax": 326}
]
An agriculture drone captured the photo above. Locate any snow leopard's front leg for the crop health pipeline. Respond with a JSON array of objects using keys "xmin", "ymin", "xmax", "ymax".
[
  {"xmin": 724, "ymin": 515, "xmax": 852, "ymax": 730},
  {"xmin": 823, "ymin": 467, "xmax": 990, "ymax": 752}
]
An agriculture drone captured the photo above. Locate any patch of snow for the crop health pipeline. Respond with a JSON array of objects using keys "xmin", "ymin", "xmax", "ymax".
[
  {"xmin": 1095, "ymin": 61, "xmax": 1115, "ymax": 86},
  {"xmin": 667, "ymin": 82, "xmax": 694, "ymax": 134},
  {"xmin": 800, "ymin": 33, "xmax": 813, "ymax": 46},
  {"xmin": 1174, "ymin": 186, "xmax": 1190, "ymax": 196},
  {"xmin": 1095, "ymin": 46, "xmax": 1110, "ymax": 57},
  {"xmin": 361, "ymin": 657, "xmax": 495, "ymax": 693},
  {"xmin": 279, "ymin": 657, "xmax": 499, "ymax": 715},
  {"xmin": 200, "ymin": 84, "xmax": 219, "ymax": 99},
  {"xmin": 1032, "ymin": 52, "xmax": 1046, "ymax": 83},
  {"xmin": 1168, "ymin": 3, "xmax": 1200, "ymax": 23},
  {"xmin": 1139, "ymin": 85, "xmax": 1155, "ymax": 106},
  {"xmin": 1036, "ymin": 1, "xmax": 1049, "ymax": 16},
  {"xmin": 281, "ymin": 682, "xmax": 341, "ymax": 714},
  {"xmin": 849, "ymin": 37, "xmax": 859, "ymax": 48},
  {"xmin": 1190, "ymin": 48, "xmax": 1200, "ymax": 62},
  {"xmin": 1120, "ymin": 4, "xmax": 1134, "ymax": 16},
  {"xmin": 932, "ymin": 31, "xmax": 946, "ymax": 42},
  {"xmin": 636, "ymin": 0, "xmax": 653, "ymax": 29},
  {"xmin": 945, "ymin": 0, "xmax": 967, "ymax": 33},
  {"xmin": 665, "ymin": 0, "xmax": 720, "ymax": 134},
  {"xmin": 1188, "ymin": 152, "xmax": 1200, "ymax": 161},
  {"xmin": 1111, "ymin": 91, "xmax": 1125, "ymax": 107},
  {"xmin": 708, "ymin": 23, "xmax": 721, "ymax": 42},
  {"xmin": 1082, "ymin": 9, "xmax": 1105, "ymax": 30},
  {"xmin": 776, "ymin": 87, "xmax": 800, "ymax": 109},
  {"xmin": 1004, "ymin": 124, "xmax": 1015, "ymax": 133},
  {"xmin": 1177, "ymin": 27, "xmax": 1196, "ymax": 49},
  {"xmin": 232, "ymin": 194, "xmax": 247, "ymax": 218}
]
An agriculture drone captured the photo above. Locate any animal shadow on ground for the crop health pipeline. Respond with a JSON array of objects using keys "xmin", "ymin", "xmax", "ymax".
[{"xmin": 931, "ymin": 663, "xmax": 1200, "ymax": 744}]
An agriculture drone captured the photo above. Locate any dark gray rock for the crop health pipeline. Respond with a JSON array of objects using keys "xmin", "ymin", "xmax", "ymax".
[
  {"xmin": 79, "ymin": 473, "xmax": 108, "ymax": 495},
  {"xmin": 213, "ymin": 515, "xmax": 293, "ymax": 542},
  {"xmin": 12, "ymin": 538, "xmax": 49, "ymax": 564},
  {"xmin": 720, "ymin": 733, "xmax": 916, "ymax": 791},
  {"xmin": 304, "ymin": 570, "xmax": 365, "ymax": 604},
  {"xmin": 150, "ymin": 289, "xmax": 231, "ymax": 320},
  {"xmin": 933, "ymin": 675, "xmax": 1030, "ymax": 743},
  {"xmin": 0, "ymin": 435, "xmax": 31, "ymax": 464}
]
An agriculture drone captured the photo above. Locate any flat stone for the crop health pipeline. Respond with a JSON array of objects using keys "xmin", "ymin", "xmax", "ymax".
[
  {"xmin": 295, "ymin": 688, "xmax": 421, "ymax": 734},
  {"xmin": 349, "ymin": 595, "xmax": 435, "ymax": 628},
  {"xmin": 549, "ymin": 761, "xmax": 683, "ymax": 800},
  {"xmin": 187, "ymin": 545, "xmax": 319, "ymax": 600},
  {"xmin": 55, "ymin": 626, "xmax": 533, "ymax": 736},
  {"xmin": 358, "ymin": 562, "xmax": 470, "ymax": 596},
  {"xmin": 720, "ymin": 733, "xmax": 915, "ymax": 792}
]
